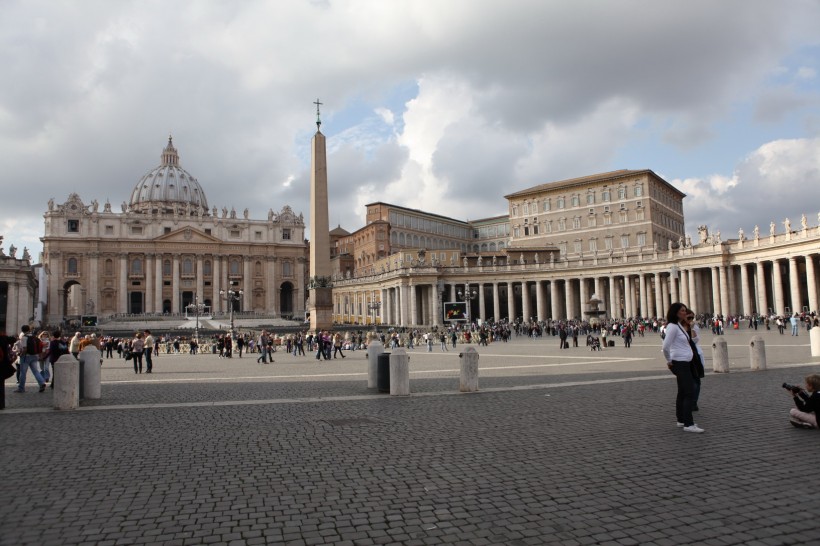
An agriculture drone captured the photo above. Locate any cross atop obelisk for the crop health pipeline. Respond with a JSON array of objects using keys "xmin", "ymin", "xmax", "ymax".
[{"xmin": 308, "ymin": 98, "xmax": 333, "ymax": 331}]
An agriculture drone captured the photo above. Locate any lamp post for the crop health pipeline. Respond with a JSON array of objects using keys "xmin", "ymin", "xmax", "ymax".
[
  {"xmin": 457, "ymin": 283, "xmax": 478, "ymax": 326},
  {"xmin": 219, "ymin": 285, "xmax": 243, "ymax": 342},
  {"xmin": 367, "ymin": 295, "xmax": 381, "ymax": 330},
  {"xmin": 186, "ymin": 294, "xmax": 206, "ymax": 347}
]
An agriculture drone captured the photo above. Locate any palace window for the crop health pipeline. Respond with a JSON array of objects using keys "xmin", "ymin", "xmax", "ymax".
[
  {"xmin": 618, "ymin": 186, "xmax": 627, "ymax": 199},
  {"xmin": 559, "ymin": 242, "xmax": 567, "ymax": 255},
  {"xmin": 605, "ymin": 237, "xmax": 613, "ymax": 250},
  {"xmin": 621, "ymin": 235, "xmax": 630, "ymax": 248},
  {"xmin": 282, "ymin": 228, "xmax": 291, "ymax": 240},
  {"xmin": 572, "ymin": 217, "xmax": 581, "ymax": 229},
  {"xmin": 67, "ymin": 258, "xmax": 78, "ymax": 274},
  {"xmin": 571, "ymin": 195, "xmax": 580, "ymax": 207},
  {"xmin": 602, "ymin": 189, "xmax": 611, "ymax": 202},
  {"xmin": 542, "ymin": 199, "xmax": 551, "ymax": 212},
  {"xmin": 637, "ymin": 233, "xmax": 647, "ymax": 247},
  {"xmin": 586, "ymin": 192, "xmax": 595, "ymax": 205},
  {"xmin": 573, "ymin": 241, "xmax": 582, "ymax": 254},
  {"xmin": 587, "ymin": 216, "xmax": 597, "ymax": 228},
  {"xmin": 589, "ymin": 239, "xmax": 598, "ymax": 252},
  {"xmin": 557, "ymin": 197, "xmax": 565, "ymax": 209},
  {"xmin": 634, "ymin": 184, "xmax": 643, "ymax": 197},
  {"xmin": 558, "ymin": 218, "xmax": 566, "ymax": 231}
]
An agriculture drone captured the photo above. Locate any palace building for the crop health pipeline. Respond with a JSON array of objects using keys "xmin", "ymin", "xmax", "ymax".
[{"xmin": 40, "ymin": 137, "xmax": 309, "ymax": 326}]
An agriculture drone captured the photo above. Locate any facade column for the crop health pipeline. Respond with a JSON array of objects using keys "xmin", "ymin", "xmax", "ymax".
[
  {"xmin": 756, "ymin": 261, "xmax": 767, "ymax": 316},
  {"xmin": 550, "ymin": 279, "xmax": 560, "ymax": 320},
  {"xmin": 654, "ymin": 273, "xmax": 664, "ymax": 318},
  {"xmin": 172, "ymin": 255, "xmax": 180, "ymax": 314},
  {"xmin": 536, "ymin": 280, "xmax": 546, "ymax": 322},
  {"xmin": 212, "ymin": 256, "xmax": 221, "ymax": 314},
  {"xmin": 773, "ymin": 260, "xmax": 785, "ymax": 315},
  {"xmin": 155, "ymin": 255, "xmax": 164, "ymax": 313},
  {"xmin": 639, "ymin": 274, "xmax": 648, "ymax": 318},
  {"xmin": 594, "ymin": 277, "xmax": 602, "ymax": 300},
  {"xmin": 789, "ymin": 257, "xmax": 802, "ymax": 314},
  {"xmin": 450, "ymin": 284, "xmax": 456, "ymax": 303},
  {"xmin": 727, "ymin": 266, "xmax": 737, "ymax": 316},
  {"xmin": 493, "ymin": 282, "xmax": 501, "ymax": 322},
  {"xmin": 806, "ymin": 255, "xmax": 819, "ymax": 314},
  {"xmin": 740, "ymin": 264, "xmax": 752, "ymax": 316},
  {"xmin": 119, "ymin": 254, "xmax": 128, "ymax": 313},
  {"xmin": 507, "ymin": 282, "xmax": 516, "ymax": 322},
  {"xmin": 478, "ymin": 282, "xmax": 486, "ymax": 322},
  {"xmin": 144, "ymin": 254, "xmax": 153, "ymax": 314},
  {"xmin": 710, "ymin": 267, "xmax": 721, "ymax": 316},
  {"xmin": 719, "ymin": 266, "xmax": 730, "ymax": 317},
  {"xmin": 608, "ymin": 276, "xmax": 618, "ymax": 319},
  {"xmin": 521, "ymin": 281, "xmax": 531, "ymax": 322},
  {"xmin": 88, "ymin": 253, "xmax": 100, "ymax": 315},
  {"xmin": 196, "ymin": 255, "xmax": 205, "ymax": 304},
  {"xmin": 565, "ymin": 279, "xmax": 574, "ymax": 320},
  {"xmin": 266, "ymin": 258, "xmax": 276, "ymax": 312},
  {"xmin": 243, "ymin": 258, "xmax": 252, "ymax": 311}
]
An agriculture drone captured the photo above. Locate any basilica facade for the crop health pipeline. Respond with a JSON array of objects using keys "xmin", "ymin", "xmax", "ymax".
[{"xmin": 40, "ymin": 138, "xmax": 308, "ymax": 326}]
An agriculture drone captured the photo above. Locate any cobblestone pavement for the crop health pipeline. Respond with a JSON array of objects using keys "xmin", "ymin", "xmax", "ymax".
[{"xmin": 2, "ymin": 329, "xmax": 819, "ymax": 545}]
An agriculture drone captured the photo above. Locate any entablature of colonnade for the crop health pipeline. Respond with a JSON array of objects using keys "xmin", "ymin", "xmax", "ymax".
[{"xmin": 331, "ymin": 225, "xmax": 820, "ymax": 289}]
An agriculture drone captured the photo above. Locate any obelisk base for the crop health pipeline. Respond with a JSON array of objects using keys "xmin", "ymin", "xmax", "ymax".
[{"xmin": 309, "ymin": 287, "xmax": 334, "ymax": 332}]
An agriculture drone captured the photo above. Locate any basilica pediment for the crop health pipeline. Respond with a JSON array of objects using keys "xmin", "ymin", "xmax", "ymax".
[{"xmin": 153, "ymin": 227, "xmax": 222, "ymax": 244}]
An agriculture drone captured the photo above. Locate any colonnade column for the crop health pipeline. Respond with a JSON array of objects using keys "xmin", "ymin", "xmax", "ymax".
[
  {"xmin": 607, "ymin": 275, "xmax": 618, "ymax": 318},
  {"xmin": 409, "ymin": 284, "xmax": 418, "ymax": 326},
  {"xmin": 243, "ymin": 258, "xmax": 252, "ymax": 310},
  {"xmin": 789, "ymin": 257, "xmax": 802, "ymax": 314},
  {"xmin": 710, "ymin": 267, "xmax": 720, "ymax": 316},
  {"xmin": 680, "ymin": 269, "xmax": 689, "ymax": 309},
  {"xmin": 773, "ymin": 260, "xmax": 785, "ymax": 315},
  {"xmin": 719, "ymin": 266, "xmax": 730, "ymax": 317},
  {"xmin": 521, "ymin": 282, "xmax": 531, "ymax": 322},
  {"xmin": 381, "ymin": 288, "xmax": 388, "ymax": 325},
  {"xmin": 654, "ymin": 273, "xmax": 664, "ymax": 318},
  {"xmin": 579, "ymin": 279, "xmax": 588, "ymax": 322},
  {"xmin": 432, "ymin": 286, "xmax": 441, "ymax": 327},
  {"xmin": 493, "ymin": 282, "xmax": 500, "ymax": 322},
  {"xmin": 478, "ymin": 282, "xmax": 486, "ymax": 322},
  {"xmin": 536, "ymin": 281, "xmax": 546, "ymax": 322},
  {"xmin": 671, "ymin": 272, "xmax": 680, "ymax": 304},
  {"xmin": 756, "ymin": 261, "xmax": 767, "ymax": 316},
  {"xmin": 740, "ymin": 264, "xmax": 751, "ymax": 316},
  {"xmin": 119, "ymin": 254, "xmax": 128, "ymax": 313},
  {"xmin": 565, "ymin": 279, "xmax": 574, "ymax": 320},
  {"xmin": 806, "ymin": 255, "xmax": 818, "ymax": 314},
  {"xmin": 551, "ymin": 280, "xmax": 560, "ymax": 320},
  {"xmin": 688, "ymin": 269, "xmax": 697, "ymax": 314},
  {"xmin": 639, "ymin": 274, "xmax": 648, "ymax": 318},
  {"xmin": 727, "ymin": 266, "xmax": 737, "ymax": 316},
  {"xmin": 507, "ymin": 282, "xmax": 516, "ymax": 322},
  {"xmin": 625, "ymin": 276, "xmax": 634, "ymax": 318}
]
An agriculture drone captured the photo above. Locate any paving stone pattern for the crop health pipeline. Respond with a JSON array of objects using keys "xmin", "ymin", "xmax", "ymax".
[{"xmin": 2, "ymin": 330, "xmax": 820, "ymax": 545}]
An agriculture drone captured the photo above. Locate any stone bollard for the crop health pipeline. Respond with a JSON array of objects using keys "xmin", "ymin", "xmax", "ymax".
[
  {"xmin": 54, "ymin": 354, "xmax": 80, "ymax": 410},
  {"xmin": 389, "ymin": 348, "xmax": 410, "ymax": 396},
  {"xmin": 79, "ymin": 346, "xmax": 102, "ymax": 400},
  {"xmin": 459, "ymin": 346, "xmax": 479, "ymax": 392},
  {"xmin": 750, "ymin": 335, "xmax": 767, "ymax": 371},
  {"xmin": 811, "ymin": 327, "xmax": 820, "ymax": 358},
  {"xmin": 712, "ymin": 336, "xmax": 729, "ymax": 373},
  {"xmin": 367, "ymin": 341, "xmax": 384, "ymax": 389}
]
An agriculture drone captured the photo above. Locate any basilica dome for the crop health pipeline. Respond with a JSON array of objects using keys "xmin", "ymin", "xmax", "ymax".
[{"xmin": 128, "ymin": 137, "xmax": 209, "ymax": 214}]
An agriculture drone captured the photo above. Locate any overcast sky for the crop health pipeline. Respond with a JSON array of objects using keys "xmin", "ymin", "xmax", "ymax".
[{"xmin": 2, "ymin": 0, "xmax": 820, "ymax": 260}]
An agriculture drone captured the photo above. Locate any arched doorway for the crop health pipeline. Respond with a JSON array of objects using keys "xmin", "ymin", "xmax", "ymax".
[
  {"xmin": 63, "ymin": 280, "xmax": 82, "ymax": 317},
  {"xmin": 280, "ymin": 282, "xmax": 294, "ymax": 315}
]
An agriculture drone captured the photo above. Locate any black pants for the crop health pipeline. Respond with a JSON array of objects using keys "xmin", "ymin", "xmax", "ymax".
[
  {"xmin": 671, "ymin": 360, "xmax": 696, "ymax": 426},
  {"xmin": 144, "ymin": 348, "xmax": 153, "ymax": 372}
]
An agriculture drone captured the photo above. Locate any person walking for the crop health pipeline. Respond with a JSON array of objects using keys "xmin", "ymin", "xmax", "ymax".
[
  {"xmin": 13, "ymin": 325, "xmax": 47, "ymax": 393},
  {"xmin": 662, "ymin": 303, "xmax": 704, "ymax": 433},
  {"xmin": 131, "ymin": 332, "xmax": 145, "ymax": 374},
  {"xmin": 333, "ymin": 332, "xmax": 345, "ymax": 359},
  {"xmin": 143, "ymin": 330, "xmax": 154, "ymax": 373}
]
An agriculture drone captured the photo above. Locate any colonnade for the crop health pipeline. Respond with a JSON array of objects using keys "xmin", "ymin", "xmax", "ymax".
[{"xmin": 332, "ymin": 252, "xmax": 819, "ymax": 326}]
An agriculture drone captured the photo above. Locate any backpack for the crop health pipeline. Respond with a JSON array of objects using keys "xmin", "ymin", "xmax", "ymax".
[{"xmin": 25, "ymin": 334, "xmax": 40, "ymax": 356}]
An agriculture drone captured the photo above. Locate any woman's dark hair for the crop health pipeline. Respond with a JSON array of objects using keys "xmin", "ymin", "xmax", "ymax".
[{"xmin": 666, "ymin": 302, "xmax": 687, "ymax": 324}]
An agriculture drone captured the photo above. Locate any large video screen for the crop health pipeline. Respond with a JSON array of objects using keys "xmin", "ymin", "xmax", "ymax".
[{"xmin": 443, "ymin": 302, "xmax": 468, "ymax": 321}]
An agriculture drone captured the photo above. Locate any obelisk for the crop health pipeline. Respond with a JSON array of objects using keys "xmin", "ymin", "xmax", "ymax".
[{"xmin": 308, "ymin": 99, "xmax": 333, "ymax": 331}]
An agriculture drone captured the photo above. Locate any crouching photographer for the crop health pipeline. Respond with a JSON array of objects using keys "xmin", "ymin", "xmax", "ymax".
[{"xmin": 784, "ymin": 374, "xmax": 820, "ymax": 429}]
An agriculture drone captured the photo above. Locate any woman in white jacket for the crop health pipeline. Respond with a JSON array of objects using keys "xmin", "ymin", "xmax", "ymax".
[{"xmin": 662, "ymin": 303, "xmax": 704, "ymax": 433}]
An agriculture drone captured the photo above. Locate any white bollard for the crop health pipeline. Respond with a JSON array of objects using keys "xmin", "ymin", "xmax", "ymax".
[
  {"xmin": 712, "ymin": 336, "xmax": 729, "ymax": 373},
  {"xmin": 389, "ymin": 348, "xmax": 410, "ymax": 396},
  {"xmin": 750, "ymin": 336, "xmax": 767, "ymax": 371},
  {"xmin": 367, "ymin": 341, "xmax": 384, "ymax": 389},
  {"xmin": 459, "ymin": 346, "xmax": 479, "ymax": 392},
  {"xmin": 79, "ymin": 346, "xmax": 102, "ymax": 400},
  {"xmin": 811, "ymin": 327, "xmax": 820, "ymax": 358},
  {"xmin": 53, "ymin": 354, "xmax": 79, "ymax": 410}
]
